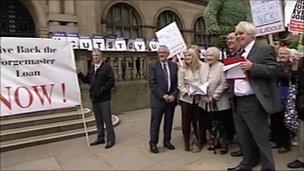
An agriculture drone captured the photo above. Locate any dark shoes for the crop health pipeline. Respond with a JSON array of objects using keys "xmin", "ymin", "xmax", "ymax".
[
  {"xmin": 150, "ymin": 144, "xmax": 159, "ymax": 153},
  {"xmin": 287, "ymin": 160, "xmax": 304, "ymax": 168},
  {"xmin": 90, "ymin": 139, "xmax": 105, "ymax": 146},
  {"xmin": 230, "ymin": 150, "xmax": 243, "ymax": 157},
  {"xmin": 105, "ymin": 141, "xmax": 115, "ymax": 149},
  {"xmin": 164, "ymin": 142, "xmax": 175, "ymax": 150}
]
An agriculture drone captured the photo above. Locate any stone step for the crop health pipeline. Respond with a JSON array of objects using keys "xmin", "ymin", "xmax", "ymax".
[
  {"xmin": 0, "ymin": 108, "xmax": 92, "ymax": 130},
  {"xmin": 0, "ymin": 116, "xmax": 96, "ymax": 141},
  {"xmin": 0, "ymin": 126, "xmax": 97, "ymax": 152},
  {"xmin": 0, "ymin": 106, "xmax": 79, "ymax": 121}
]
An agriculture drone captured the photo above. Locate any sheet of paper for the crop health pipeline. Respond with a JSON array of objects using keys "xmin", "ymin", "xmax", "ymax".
[
  {"xmin": 188, "ymin": 82, "xmax": 209, "ymax": 95},
  {"xmin": 225, "ymin": 65, "xmax": 247, "ymax": 79}
]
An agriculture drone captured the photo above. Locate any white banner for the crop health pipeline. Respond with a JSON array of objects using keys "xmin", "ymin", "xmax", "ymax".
[
  {"xmin": 156, "ymin": 22, "xmax": 187, "ymax": 58},
  {"xmin": 288, "ymin": 0, "xmax": 304, "ymax": 33},
  {"xmin": 250, "ymin": 0, "xmax": 285, "ymax": 36},
  {"xmin": 0, "ymin": 37, "xmax": 81, "ymax": 116}
]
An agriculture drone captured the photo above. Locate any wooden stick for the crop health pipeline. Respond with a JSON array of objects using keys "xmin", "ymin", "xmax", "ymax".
[
  {"xmin": 299, "ymin": 33, "xmax": 303, "ymax": 45},
  {"xmin": 268, "ymin": 34, "xmax": 274, "ymax": 46}
]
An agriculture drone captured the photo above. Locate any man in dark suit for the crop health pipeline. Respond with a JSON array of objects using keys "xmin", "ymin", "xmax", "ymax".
[
  {"xmin": 77, "ymin": 49, "xmax": 116, "ymax": 149},
  {"xmin": 227, "ymin": 22, "xmax": 281, "ymax": 171},
  {"xmin": 148, "ymin": 45, "xmax": 178, "ymax": 153}
]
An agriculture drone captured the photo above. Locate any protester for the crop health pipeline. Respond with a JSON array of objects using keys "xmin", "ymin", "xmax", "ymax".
[
  {"xmin": 201, "ymin": 47, "xmax": 231, "ymax": 154},
  {"xmin": 77, "ymin": 49, "xmax": 116, "ymax": 149},
  {"xmin": 227, "ymin": 21, "xmax": 281, "ymax": 171},
  {"xmin": 225, "ymin": 32, "xmax": 243, "ymax": 157},
  {"xmin": 287, "ymin": 56, "xmax": 304, "ymax": 169},
  {"xmin": 148, "ymin": 45, "xmax": 178, "ymax": 153},
  {"xmin": 271, "ymin": 47, "xmax": 298, "ymax": 154},
  {"xmin": 178, "ymin": 45, "xmax": 207, "ymax": 152}
]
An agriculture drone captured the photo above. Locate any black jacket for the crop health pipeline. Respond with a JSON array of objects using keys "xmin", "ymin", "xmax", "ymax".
[{"xmin": 78, "ymin": 62, "xmax": 115, "ymax": 103}]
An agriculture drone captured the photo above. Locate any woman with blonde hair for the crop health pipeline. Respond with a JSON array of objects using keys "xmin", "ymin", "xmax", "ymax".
[{"xmin": 178, "ymin": 45, "xmax": 207, "ymax": 151}]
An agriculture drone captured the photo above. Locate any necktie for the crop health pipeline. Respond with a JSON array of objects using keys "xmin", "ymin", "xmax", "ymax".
[{"xmin": 162, "ymin": 63, "xmax": 169, "ymax": 90}]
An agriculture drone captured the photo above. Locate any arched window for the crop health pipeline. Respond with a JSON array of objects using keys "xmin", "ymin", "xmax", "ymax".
[
  {"xmin": 156, "ymin": 10, "xmax": 181, "ymax": 30},
  {"xmin": 0, "ymin": 0, "xmax": 36, "ymax": 37},
  {"xmin": 105, "ymin": 3, "xmax": 141, "ymax": 39},
  {"xmin": 194, "ymin": 17, "xmax": 209, "ymax": 46}
]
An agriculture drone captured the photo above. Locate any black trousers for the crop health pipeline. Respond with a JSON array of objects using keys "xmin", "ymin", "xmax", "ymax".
[
  {"xmin": 149, "ymin": 104, "xmax": 175, "ymax": 145},
  {"xmin": 92, "ymin": 100, "xmax": 116, "ymax": 142},
  {"xmin": 270, "ymin": 111, "xmax": 291, "ymax": 149},
  {"xmin": 180, "ymin": 101, "xmax": 206, "ymax": 147}
]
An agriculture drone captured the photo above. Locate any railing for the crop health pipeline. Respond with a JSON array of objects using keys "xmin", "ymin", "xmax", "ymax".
[{"xmin": 75, "ymin": 50, "xmax": 158, "ymax": 82}]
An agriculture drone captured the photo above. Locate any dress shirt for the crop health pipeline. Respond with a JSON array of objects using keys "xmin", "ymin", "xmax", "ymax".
[
  {"xmin": 94, "ymin": 62, "xmax": 102, "ymax": 72},
  {"xmin": 234, "ymin": 40, "xmax": 255, "ymax": 96},
  {"xmin": 161, "ymin": 61, "xmax": 171, "ymax": 92}
]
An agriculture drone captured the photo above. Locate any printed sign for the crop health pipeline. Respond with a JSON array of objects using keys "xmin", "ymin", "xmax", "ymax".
[{"xmin": 0, "ymin": 37, "xmax": 81, "ymax": 116}]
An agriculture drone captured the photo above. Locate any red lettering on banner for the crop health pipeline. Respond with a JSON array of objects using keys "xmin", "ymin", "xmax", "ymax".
[
  {"xmin": 15, "ymin": 86, "xmax": 34, "ymax": 108},
  {"xmin": 32, "ymin": 84, "xmax": 55, "ymax": 105},
  {"xmin": 0, "ymin": 87, "xmax": 12, "ymax": 110},
  {"xmin": 0, "ymin": 83, "xmax": 65, "ymax": 111}
]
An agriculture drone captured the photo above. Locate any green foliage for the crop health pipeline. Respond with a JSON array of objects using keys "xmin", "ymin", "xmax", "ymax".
[{"xmin": 204, "ymin": 0, "xmax": 252, "ymax": 44}]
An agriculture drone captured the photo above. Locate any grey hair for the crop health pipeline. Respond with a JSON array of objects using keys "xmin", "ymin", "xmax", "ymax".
[
  {"xmin": 158, "ymin": 45, "xmax": 170, "ymax": 53},
  {"xmin": 206, "ymin": 47, "xmax": 220, "ymax": 59},
  {"xmin": 92, "ymin": 48, "xmax": 102, "ymax": 54},
  {"xmin": 235, "ymin": 21, "xmax": 257, "ymax": 38}
]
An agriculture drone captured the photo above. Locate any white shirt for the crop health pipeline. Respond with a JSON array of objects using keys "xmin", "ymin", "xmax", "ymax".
[
  {"xmin": 94, "ymin": 61, "xmax": 102, "ymax": 71},
  {"xmin": 161, "ymin": 61, "xmax": 171, "ymax": 92},
  {"xmin": 234, "ymin": 40, "xmax": 255, "ymax": 96}
]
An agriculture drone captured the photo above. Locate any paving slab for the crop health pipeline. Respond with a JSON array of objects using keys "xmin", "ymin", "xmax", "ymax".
[{"xmin": 13, "ymin": 157, "xmax": 61, "ymax": 170}]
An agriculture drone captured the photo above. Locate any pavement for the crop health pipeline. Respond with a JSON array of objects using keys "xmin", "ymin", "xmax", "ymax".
[{"xmin": 0, "ymin": 107, "xmax": 302, "ymax": 170}]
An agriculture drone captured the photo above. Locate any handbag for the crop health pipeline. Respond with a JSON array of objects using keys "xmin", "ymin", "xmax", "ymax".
[{"xmin": 189, "ymin": 131, "xmax": 201, "ymax": 153}]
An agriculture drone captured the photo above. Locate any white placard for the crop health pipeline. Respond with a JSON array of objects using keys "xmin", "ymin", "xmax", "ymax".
[
  {"xmin": 149, "ymin": 41, "xmax": 159, "ymax": 52},
  {"xmin": 156, "ymin": 22, "xmax": 187, "ymax": 58},
  {"xmin": 288, "ymin": 0, "xmax": 304, "ymax": 33},
  {"xmin": 66, "ymin": 36, "xmax": 79, "ymax": 49},
  {"xmin": 250, "ymin": 0, "xmax": 285, "ymax": 36},
  {"xmin": 79, "ymin": 38, "xmax": 93, "ymax": 51},
  {"xmin": 134, "ymin": 40, "xmax": 146, "ymax": 52},
  {"xmin": 115, "ymin": 39, "xmax": 127, "ymax": 51},
  {"xmin": 106, "ymin": 38, "xmax": 116, "ymax": 51},
  {"xmin": 92, "ymin": 38, "xmax": 105, "ymax": 51},
  {"xmin": 127, "ymin": 39, "xmax": 135, "ymax": 51},
  {"xmin": 0, "ymin": 37, "xmax": 81, "ymax": 116}
]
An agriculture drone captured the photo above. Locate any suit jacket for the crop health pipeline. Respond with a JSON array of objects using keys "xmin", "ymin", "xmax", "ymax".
[
  {"xmin": 149, "ymin": 60, "xmax": 178, "ymax": 108},
  {"xmin": 247, "ymin": 42, "xmax": 282, "ymax": 113},
  {"xmin": 78, "ymin": 62, "xmax": 115, "ymax": 103},
  {"xmin": 200, "ymin": 62, "xmax": 230, "ymax": 111}
]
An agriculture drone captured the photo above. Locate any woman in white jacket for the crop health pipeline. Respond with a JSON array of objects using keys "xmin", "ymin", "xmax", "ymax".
[
  {"xmin": 178, "ymin": 45, "xmax": 207, "ymax": 151},
  {"xmin": 201, "ymin": 47, "xmax": 231, "ymax": 154}
]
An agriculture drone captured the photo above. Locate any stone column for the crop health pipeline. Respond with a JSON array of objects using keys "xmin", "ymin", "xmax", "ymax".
[
  {"xmin": 64, "ymin": 0, "xmax": 76, "ymax": 27},
  {"xmin": 48, "ymin": 0, "xmax": 60, "ymax": 26},
  {"xmin": 64, "ymin": 0, "xmax": 75, "ymax": 15}
]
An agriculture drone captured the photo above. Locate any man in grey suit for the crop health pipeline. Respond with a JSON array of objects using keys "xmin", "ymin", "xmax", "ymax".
[
  {"xmin": 227, "ymin": 22, "xmax": 281, "ymax": 171},
  {"xmin": 148, "ymin": 45, "xmax": 178, "ymax": 153}
]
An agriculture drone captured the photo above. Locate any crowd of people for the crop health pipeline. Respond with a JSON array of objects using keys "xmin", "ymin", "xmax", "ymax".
[{"xmin": 77, "ymin": 21, "xmax": 304, "ymax": 170}]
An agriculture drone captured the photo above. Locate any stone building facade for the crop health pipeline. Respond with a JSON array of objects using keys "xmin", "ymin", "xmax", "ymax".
[{"xmin": 0, "ymin": 0, "xmax": 209, "ymax": 113}]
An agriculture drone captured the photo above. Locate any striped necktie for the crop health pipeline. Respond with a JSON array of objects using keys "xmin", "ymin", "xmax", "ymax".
[{"xmin": 162, "ymin": 63, "xmax": 168, "ymax": 90}]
